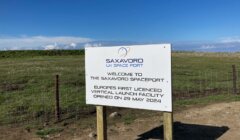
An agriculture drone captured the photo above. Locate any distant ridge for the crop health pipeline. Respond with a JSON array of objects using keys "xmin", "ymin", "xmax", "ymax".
[{"xmin": 0, "ymin": 50, "xmax": 85, "ymax": 58}]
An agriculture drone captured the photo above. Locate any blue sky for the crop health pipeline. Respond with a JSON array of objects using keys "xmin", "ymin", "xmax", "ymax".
[{"xmin": 1, "ymin": 0, "xmax": 240, "ymax": 51}]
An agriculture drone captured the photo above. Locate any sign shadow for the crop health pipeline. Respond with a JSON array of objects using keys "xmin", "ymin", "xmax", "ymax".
[{"xmin": 136, "ymin": 121, "xmax": 229, "ymax": 140}]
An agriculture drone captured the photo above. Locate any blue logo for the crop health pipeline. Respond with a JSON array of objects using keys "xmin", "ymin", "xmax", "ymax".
[
  {"xmin": 118, "ymin": 47, "xmax": 130, "ymax": 57},
  {"xmin": 105, "ymin": 47, "xmax": 143, "ymax": 68}
]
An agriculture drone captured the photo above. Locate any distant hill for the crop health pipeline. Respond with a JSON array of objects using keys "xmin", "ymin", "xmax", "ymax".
[{"xmin": 0, "ymin": 50, "xmax": 85, "ymax": 58}]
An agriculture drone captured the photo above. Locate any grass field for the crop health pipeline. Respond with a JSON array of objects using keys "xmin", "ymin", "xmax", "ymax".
[
  {"xmin": 0, "ymin": 50, "xmax": 240, "ymax": 125},
  {"xmin": 0, "ymin": 52, "xmax": 86, "ymax": 124}
]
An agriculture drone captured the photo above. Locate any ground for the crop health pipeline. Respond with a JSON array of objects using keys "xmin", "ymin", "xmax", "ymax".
[
  {"xmin": 105, "ymin": 101, "xmax": 240, "ymax": 140},
  {"xmin": 0, "ymin": 101, "xmax": 239, "ymax": 140}
]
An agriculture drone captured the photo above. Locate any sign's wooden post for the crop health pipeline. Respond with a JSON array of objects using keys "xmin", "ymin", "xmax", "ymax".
[
  {"xmin": 163, "ymin": 112, "xmax": 173, "ymax": 140},
  {"xmin": 97, "ymin": 106, "xmax": 107, "ymax": 140}
]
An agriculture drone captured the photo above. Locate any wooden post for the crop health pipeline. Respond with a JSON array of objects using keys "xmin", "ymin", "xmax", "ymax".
[
  {"xmin": 163, "ymin": 112, "xmax": 173, "ymax": 140},
  {"xmin": 232, "ymin": 65, "xmax": 237, "ymax": 94},
  {"xmin": 97, "ymin": 106, "xmax": 107, "ymax": 140},
  {"xmin": 55, "ymin": 74, "xmax": 60, "ymax": 122}
]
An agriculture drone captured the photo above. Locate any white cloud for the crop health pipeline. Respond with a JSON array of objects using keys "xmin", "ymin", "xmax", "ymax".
[
  {"xmin": 84, "ymin": 43, "xmax": 102, "ymax": 48},
  {"xmin": 220, "ymin": 36, "xmax": 240, "ymax": 43},
  {"xmin": 9, "ymin": 46, "xmax": 22, "ymax": 50},
  {"xmin": 70, "ymin": 43, "xmax": 77, "ymax": 48},
  {"xmin": 0, "ymin": 36, "xmax": 93, "ymax": 50},
  {"xmin": 200, "ymin": 45, "xmax": 216, "ymax": 49},
  {"xmin": 44, "ymin": 42, "xmax": 59, "ymax": 50},
  {"xmin": 44, "ymin": 45, "xmax": 58, "ymax": 50}
]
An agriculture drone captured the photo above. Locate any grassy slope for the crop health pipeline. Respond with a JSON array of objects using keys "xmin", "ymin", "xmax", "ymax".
[
  {"xmin": 0, "ymin": 50, "xmax": 85, "ymax": 58},
  {"xmin": 172, "ymin": 52, "xmax": 240, "ymax": 93},
  {"xmin": 1, "ymin": 51, "xmax": 240, "ymax": 125},
  {"xmin": 0, "ymin": 55, "xmax": 86, "ymax": 124}
]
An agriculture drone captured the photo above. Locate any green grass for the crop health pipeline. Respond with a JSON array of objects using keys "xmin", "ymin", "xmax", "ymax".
[
  {"xmin": 36, "ymin": 127, "xmax": 64, "ymax": 138},
  {"xmin": 122, "ymin": 113, "xmax": 137, "ymax": 125},
  {"xmin": 0, "ymin": 50, "xmax": 84, "ymax": 58},
  {"xmin": 172, "ymin": 52, "xmax": 240, "ymax": 93},
  {"xmin": 0, "ymin": 55, "xmax": 86, "ymax": 124},
  {"xmin": 174, "ymin": 94, "xmax": 240, "ymax": 108},
  {"xmin": 1, "ymin": 51, "xmax": 240, "ymax": 125}
]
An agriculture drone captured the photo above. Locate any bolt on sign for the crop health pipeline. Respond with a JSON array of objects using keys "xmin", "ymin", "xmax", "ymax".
[{"xmin": 85, "ymin": 44, "xmax": 172, "ymax": 112}]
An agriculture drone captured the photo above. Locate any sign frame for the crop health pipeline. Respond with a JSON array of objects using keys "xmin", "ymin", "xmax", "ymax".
[{"xmin": 85, "ymin": 44, "xmax": 172, "ymax": 112}]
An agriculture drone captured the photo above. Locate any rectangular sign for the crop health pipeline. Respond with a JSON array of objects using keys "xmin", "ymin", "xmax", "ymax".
[{"xmin": 85, "ymin": 44, "xmax": 172, "ymax": 112}]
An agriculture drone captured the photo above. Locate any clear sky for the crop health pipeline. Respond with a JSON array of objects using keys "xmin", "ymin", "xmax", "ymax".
[{"xmin": 1, "ymin": 0, "xmax": 240, "ymax": 51}]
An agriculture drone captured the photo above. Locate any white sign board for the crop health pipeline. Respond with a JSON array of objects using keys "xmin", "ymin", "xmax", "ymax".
[{"xmin": 85, "ymin": 44, "xmax": 172, "ymax": 112}]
